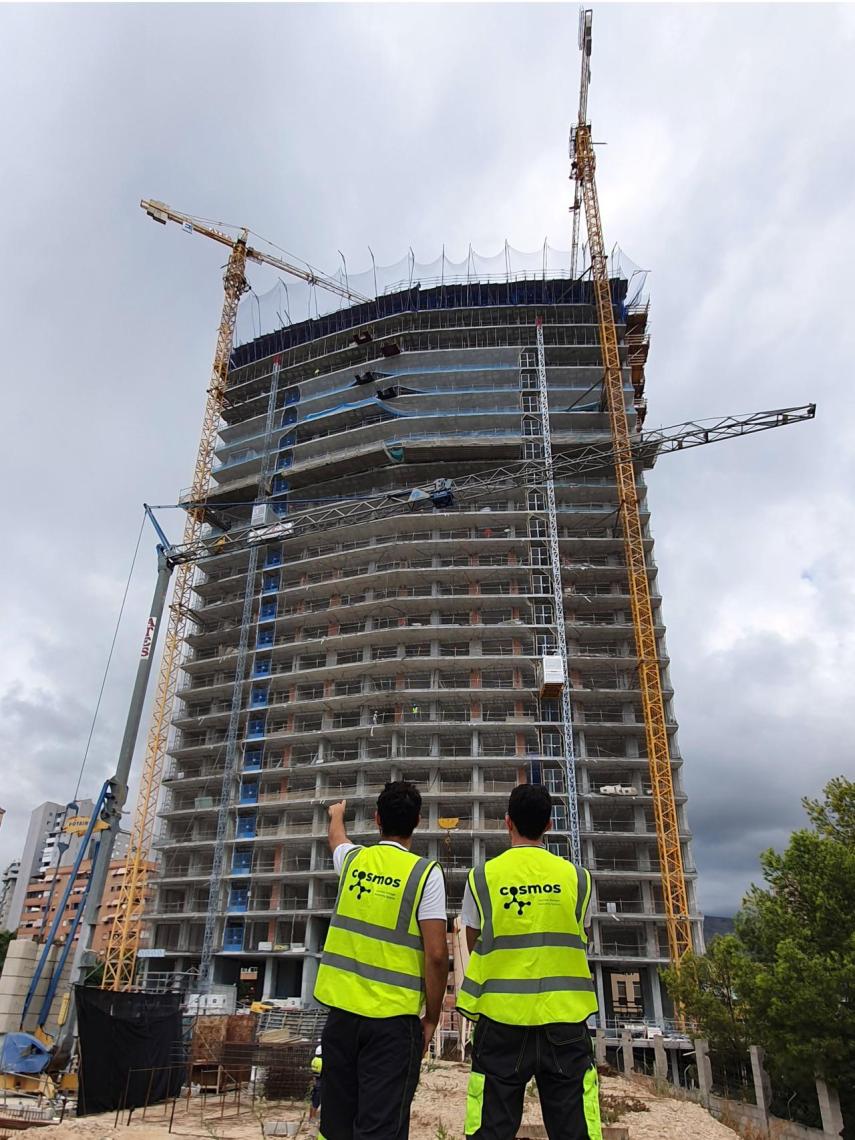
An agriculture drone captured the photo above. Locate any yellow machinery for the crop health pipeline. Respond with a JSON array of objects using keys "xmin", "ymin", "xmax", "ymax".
[{"xmin": 570, "ymin": 11, "xmax": 692, "ymax": 963}]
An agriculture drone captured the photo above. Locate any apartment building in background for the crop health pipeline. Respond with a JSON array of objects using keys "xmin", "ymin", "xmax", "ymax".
[
  {"xmin": 16, "ymin": 847, "xmax": 149, "ymax": 956},
  {"xmin": 3, "ymin": 799, "xmax": 94, "ymax": 932}
]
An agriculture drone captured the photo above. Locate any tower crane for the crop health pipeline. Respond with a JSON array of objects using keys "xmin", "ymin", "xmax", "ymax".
[
  {"xmin": 160, "ymin": 404, "xmax": 815, "ymax": 567},
  {"xmin": 99, "ymin": 183, "xmax": 814, "ymax": 996},
  {"xmin": 570, "ymin": 8, "xmax": 696, "ymax": 964},
  {"xmin": 100, "ymin": 205, "xmax": 371, "ymax": 991}
]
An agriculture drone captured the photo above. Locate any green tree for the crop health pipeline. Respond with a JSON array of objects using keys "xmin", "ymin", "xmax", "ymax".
[
  {"xmin": 663, "ymin": 777, "xmax": 855, "ymax": 1132},
  {"xmin": 661, "ymin": 935, "xmax": 750, "ymax": 1066},
  {"xmin": 735, "ymin": 778, "xmax": 855, "ymax": 1112}
]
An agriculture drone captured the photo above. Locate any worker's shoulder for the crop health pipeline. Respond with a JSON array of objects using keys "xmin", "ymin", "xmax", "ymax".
[
  {"xmin": 480, "ymin": 847, "xmax": 520, "ymax": 871},
  {"xmin": 369, "ymin": 842, "xmax": 432, "ymax": 867},
  {"xmin": 487, "ymin": 846, "xmax": 589, "ymax": 873},
  {"xmin": 538, "ymin": 848, "xmax": 592, "ymax": 878}
]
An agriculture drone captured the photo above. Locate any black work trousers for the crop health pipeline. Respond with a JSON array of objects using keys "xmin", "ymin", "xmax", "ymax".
[
  {"xmin": 320, "ymin": 1007, "xmax": 422, "ymax": 1140},
  {"xmin": 465, "ymin": 1017, "xmax": 602, "ymax": 1140}
]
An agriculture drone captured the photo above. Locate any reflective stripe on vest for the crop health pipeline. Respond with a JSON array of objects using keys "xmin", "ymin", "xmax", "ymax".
[
  {"xmin": 314, "ymin": 844, "xmax": 435, "ymax": 1018},
  {"xmin": 456, "ymin": 846, "xmax": 597, "ymax": 1026}
]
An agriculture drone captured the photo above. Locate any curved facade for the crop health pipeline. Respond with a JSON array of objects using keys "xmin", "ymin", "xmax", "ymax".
[{"xmin": 147, "ymin": 278, "xmax": 701, "ymax": 1030}]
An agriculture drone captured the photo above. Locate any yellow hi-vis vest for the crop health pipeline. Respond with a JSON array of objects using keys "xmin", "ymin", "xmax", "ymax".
[
  {"xmin": 457, "ymin": 846, "xmax": 597, "ymax": 1026},
  {"xmin": 314, "ymin": 844, "xmax": 436, "ymax": 1018}
]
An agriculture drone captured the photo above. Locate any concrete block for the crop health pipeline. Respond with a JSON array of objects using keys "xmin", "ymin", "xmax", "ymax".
[
  {"xmin": 653, "ymin": 1034, "xmax": 668, "ymax": 1080},
  {"xmin": 0, "ymin": 974, "xmax": 31, "ymax": 994},
  {"xmin": 594, "ymin": 1028, "xmax": 607, "ymax": 1066},
  {"xmin": 5, "ymin": 939, "xmax": 40, "ymax": 961},
  {"xmin": 0, "ymin": 994, "xmax": 27, "ymax": 1017},
  {"xmin": 749, "ymin": 1045, "xmax": 772, "ymax": 1124},
  {"xmin": 619, "ymin": 1029, "xmax": 634, "ymax": 1074},
  {"xmin": 694, "ymin": 1039, "xmax": 713, "ymax": 1106},
  {"xmin": 0, "ymin": 959, "xmax": 40, "ymax": 982},
  {"xmin": 816, "ymin": 1079, "xmax": 844, "ymax": 1137}
]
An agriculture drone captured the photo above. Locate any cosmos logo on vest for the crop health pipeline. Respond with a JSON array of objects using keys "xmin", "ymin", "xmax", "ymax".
[
  {"xmin": 499, "ymin": 882, "xmax": 562, "ymax": 916},
  {"xmin": 348, "ymin": 867, "xmax": 402, "ymax": 902}
]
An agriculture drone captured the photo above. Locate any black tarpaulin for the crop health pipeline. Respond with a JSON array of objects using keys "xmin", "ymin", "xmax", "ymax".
[{"xmin": 75, "ymin": 986, "xmax": 185, "ymax": 1115}]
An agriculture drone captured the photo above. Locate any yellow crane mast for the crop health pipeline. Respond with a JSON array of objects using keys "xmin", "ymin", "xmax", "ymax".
[
  {"xmin": 571, "ymin": 12, "xmax": 693, "ymax": 964},
  {"xmin": 102, "ymin": 205, "xmax": 369, "ymax": 990}
]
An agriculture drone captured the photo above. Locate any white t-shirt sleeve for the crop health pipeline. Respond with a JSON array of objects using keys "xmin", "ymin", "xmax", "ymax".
[
  {"xmin": 332, "ymin": 842, "xmax": 360, "ymax": 875},
  {"xmin": 460, "ymin": 881, "xmax": 481, "ymax": 930},
  {"xmin": 416, "ymin": 865, "xmax": 447, "ymax": 922}
]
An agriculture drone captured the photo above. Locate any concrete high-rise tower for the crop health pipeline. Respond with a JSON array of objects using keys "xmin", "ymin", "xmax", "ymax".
[
  {"xmin": 3, "ymin": 798, "xmax": 94, "ymax": 933},
  {"xmin": 146, "ymin": 269, "xmax": 702, "ymax": 1028}
]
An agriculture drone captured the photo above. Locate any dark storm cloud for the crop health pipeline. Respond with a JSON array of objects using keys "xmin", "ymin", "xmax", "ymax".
[{"xmin": 0, "ymin": 4, "xmax": 852, "ymax": 916}]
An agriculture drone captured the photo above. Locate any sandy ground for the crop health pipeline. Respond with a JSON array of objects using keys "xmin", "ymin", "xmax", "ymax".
[
  {"xmin": 411, "ymin": 1063, "xmax": 738, "ymax": 1140},
  {"xmin": 27, "ymin": 1062, "xmax": 738, "ymax": 1140}
]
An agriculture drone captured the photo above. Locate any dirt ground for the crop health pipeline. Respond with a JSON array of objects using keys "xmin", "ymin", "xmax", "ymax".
[
  {"xmin": 30, "ymin": 1061, "xmax": 738, "ymax": 1140},
  {"xmin": 412, "ymin": 1063, "xmax": 738, "ymax": 1140}
]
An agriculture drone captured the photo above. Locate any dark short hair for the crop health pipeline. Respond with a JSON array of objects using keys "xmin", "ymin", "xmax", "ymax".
[
  {"xmin": 507, "ymin": 783, "xmax": 552, "ymax": 840},
  {"xmin": 377, "ymin": 781, "xmax": 422, "ymax": 838}
]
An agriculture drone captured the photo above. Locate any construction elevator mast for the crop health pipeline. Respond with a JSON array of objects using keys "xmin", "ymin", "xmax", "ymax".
[{"xmin": 571, "ymin": 11, "xmax": 692, "ymax": 963}]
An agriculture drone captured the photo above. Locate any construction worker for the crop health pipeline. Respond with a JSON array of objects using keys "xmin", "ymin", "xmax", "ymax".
[
  {"xmin": 309, "ymin": 1045, "xmax": 322, "ymax": 1124},
  {"xmin": 314, "ymin": 781, "xmax": 449, "ymax": 1140},
  {"xmin": 457, "ymin": 784, "xmax": 601, "ymax": 1140}
]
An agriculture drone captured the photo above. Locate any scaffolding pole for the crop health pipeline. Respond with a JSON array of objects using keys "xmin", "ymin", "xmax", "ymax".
[{"xmin": 198, "ymin": 360, "xmax": 282, "ymax": 991}]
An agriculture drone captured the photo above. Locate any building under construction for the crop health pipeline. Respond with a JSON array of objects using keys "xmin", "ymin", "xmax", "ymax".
[{"xmin": 145, "ymin": 265, "xmax": 703, "ymax": 1028}]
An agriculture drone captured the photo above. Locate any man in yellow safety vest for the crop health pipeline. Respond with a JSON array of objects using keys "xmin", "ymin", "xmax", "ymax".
[
  {"xmin": 314, "ymin": 781, "xmax": 449, "ymax": 1140},
  {"xmin": 457, "ymin": 784, "xmax": 601, "ymax": 1140},
  {"xmin": 309, "ymin": 1045, "xmax": 322, "ymax": 1123}
]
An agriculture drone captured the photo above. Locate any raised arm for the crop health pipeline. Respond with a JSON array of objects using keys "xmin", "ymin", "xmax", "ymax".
[{"xmin": 327, "ymin": 800, "xmax": 350, "ymax": 853}]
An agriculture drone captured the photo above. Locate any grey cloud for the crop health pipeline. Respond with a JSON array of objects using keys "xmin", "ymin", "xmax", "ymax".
[{"xmin": 0, "ymin": 5, "xmax": 852, "ymax": 920}]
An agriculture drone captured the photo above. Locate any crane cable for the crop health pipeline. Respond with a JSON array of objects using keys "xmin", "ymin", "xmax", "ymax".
[{"xmin": 72, "ymin": 510, "xmax": 147, "ymax": 801}]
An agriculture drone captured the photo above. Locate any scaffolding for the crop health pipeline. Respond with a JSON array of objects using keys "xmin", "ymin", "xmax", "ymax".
[{"xmin": 198, "ymin": 361, "xmax": 283, "ymax": 990}]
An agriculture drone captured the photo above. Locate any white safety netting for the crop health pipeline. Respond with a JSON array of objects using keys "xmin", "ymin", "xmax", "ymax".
[{"xmin": 234, "ymin": 242, "xmax": 649, "ymax": 347}]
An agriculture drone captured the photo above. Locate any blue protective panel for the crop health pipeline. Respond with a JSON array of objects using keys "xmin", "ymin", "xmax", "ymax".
[
  {"xmin": 236, "ymin": 815, "xmax": 257, "ymax": 838},
  {"xmin": 240, "ymin": 782, "xmax": 259, "ymax": 804},
  {"xmin": 0, "ymin": 1033, "xmax": 51, "ymax": 1075},
  {"xmin": 302, "ymin": 397, "xmax": 408, "ymax": 424},
  {"xmin": 223, "ymin": 923, "xmax": 245, "ymax": 950},
  {"xmin": 243, "ymin": 749, "xmax": 262, "ymax": 770}
]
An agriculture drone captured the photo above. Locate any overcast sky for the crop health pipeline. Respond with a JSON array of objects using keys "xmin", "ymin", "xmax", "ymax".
[{"xmin": 1, "ymin": 3, "xmax": 853, "ymax": 917}]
